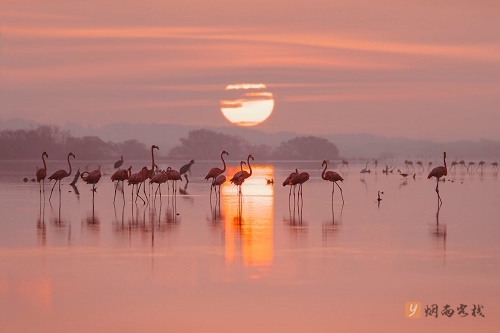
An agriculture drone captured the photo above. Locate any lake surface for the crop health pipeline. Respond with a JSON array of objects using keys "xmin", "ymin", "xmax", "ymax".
[{"xmin": 0, "ymin": 159, "xmax": 499, "ymax": 332}]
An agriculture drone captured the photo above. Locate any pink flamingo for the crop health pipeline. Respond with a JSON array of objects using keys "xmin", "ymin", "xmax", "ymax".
[
  {"xmin": 230, "ymin": 154, "xmax": 254, "ymax": 193},
  {"xmin": 205, "ymin": 150, "xmax": 229, "ymax": 195},
  {"xmin": 283, "ymin": 169, "xmax": 299, "ymax": 200},
  {"xmin": 167, "ymin": 167, "xmax": 182, "ymax": 195},
  {"xmin": 128, "ymin": 166, "xmax": 149, "ymax": 204},
  {"xmin": 428, "ymin": 152, "xmax": 447, "ymax": 204},
  {"xmin": 229, "ymin": 160, "xmax": 248, "ymax": 192},
  {"xmin": 111, "ymin": 166, "xmax": 132, "ymax": 203},
  {"xmin": 212, "ymin": 174, "xmax": 226, "ymax": 203},
  {"xmin": 150, "ymin": 169, "xmax": 169, "ymax": 201},
  {"xmin": 321, "ymin": 160, "xmax": 344, "ymax": 204},
  {"xmin": 48, "ymin": 152, "xmax": 75, "ymax": 202},
  {"xmin": 36, "ymin": 151, "xmax": 48, "ymax": 194},
  {"xmin": 81, "ymin": 167, "xmax": 102, "ymax": 201},
  {"xmin": 290, "ymin": 169, "xmax": 309, "ymax": 200}
]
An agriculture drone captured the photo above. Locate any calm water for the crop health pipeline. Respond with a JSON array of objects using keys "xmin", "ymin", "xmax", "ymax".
[{"xmin": 0, "ymin": 160, "xmax": 499, "ymax": 332}]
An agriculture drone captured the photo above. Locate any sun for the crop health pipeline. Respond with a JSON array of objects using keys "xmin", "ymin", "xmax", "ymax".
[{"xmin": 220, "ymin": 83, "xmax": 275, "ymax": 127}]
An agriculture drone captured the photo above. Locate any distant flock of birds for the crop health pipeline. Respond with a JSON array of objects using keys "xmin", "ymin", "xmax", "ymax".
[{"xmin": 33, "ymin": 146, "xmax": 498, "ymax": 206}]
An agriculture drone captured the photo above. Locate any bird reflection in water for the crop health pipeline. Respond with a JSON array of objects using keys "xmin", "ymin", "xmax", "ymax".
[
  {"xmin": 322, "ymin": 205, "xmax": 342, "ymax": 246},
  {"xmin": 37, "ymin": 197, "xmax": 47, "ymax": 246},
  {"xmin": 429, "ymin": 201, "xmax": 447, "ymax": 265},
  {"xmin": 49, "ymin": 197, "xmax": 72, "ymax": 244}
]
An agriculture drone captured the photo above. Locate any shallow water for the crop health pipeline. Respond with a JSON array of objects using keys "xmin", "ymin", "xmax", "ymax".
[{"xmin": 1, "ymin": 160, "xmax": 499, "ymax": 332}]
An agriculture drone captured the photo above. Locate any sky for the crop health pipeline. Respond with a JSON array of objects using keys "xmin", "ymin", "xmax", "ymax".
[{"xmin": 1, "ymin": 0, "xmax": 500, "ymax": 141}]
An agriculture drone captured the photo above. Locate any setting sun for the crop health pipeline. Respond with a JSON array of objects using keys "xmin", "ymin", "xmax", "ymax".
[{"xmin": 220, "ymin": 83, "xmax": 275, "ymax": 127}]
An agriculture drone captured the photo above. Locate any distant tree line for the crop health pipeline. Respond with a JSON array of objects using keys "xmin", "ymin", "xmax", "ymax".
[
  {"xmin": 167, "ymin": 129, "xmax": 339, "ymax": 160},
  {"xmin": 0, "ymin": 126, "xmax": 339, "ymax": 161},
  {"xmin": 0, "ymin": 125, "xmax": 149, "ymax": 160}
]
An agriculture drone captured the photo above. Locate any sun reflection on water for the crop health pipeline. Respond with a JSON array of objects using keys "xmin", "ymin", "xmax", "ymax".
[{"xmin": 220, "ymin": 165, "xmax": 274, "ymax": 269}]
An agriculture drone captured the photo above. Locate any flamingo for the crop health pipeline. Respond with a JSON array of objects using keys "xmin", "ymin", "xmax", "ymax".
[
  {"xmin": 398, "ymin": 169, "xmax": 409, "ymax": 179},
  {"xmin": 168, "ymin": 167, "xmax": 183, "ymax": 195},
  {"xmin": 36, "ymin": 151, "xmax": 48, "ymax": 194},
  {"xmin": 230, "ymin": 154, "xmax": 254, "ymax": 193},
  {"xmin": 179, "ymin": 159, "xmax": 195, "ymax": 183},
  {"xmin": 114, "ymin": 156, "xmax": 124, "ymax": 169},
  {"xmin": 111, "ymin": 166, "xmax": 132, "ymax": 203},
  {"xmin": 476, "ymin": 161, "xmax": 485, "ymax": 172},
  {"xmin": 229, "ymin": 160, "xmax": 247, "ymax": 186},
  {"xmin": 144, "ymin": 145, "xmax": 159, "ymax": 199},
  {"xmin": 48, "ymin": 152, "xmax": 75, "ymax": 202},
  {"xmin": 128, "ymin": 166, "xmax": 149, "ymax": 204},
  {"xmin": 492, "ymin": 162, "xmax": 499, "ymax": 171},
  {"xmin": 321, "ymin": 160, "xmax": 344, "ymax": 204},
  {"xmin": 212, "ymin": 174, "xmax": 226, "ymax": 202},
  {"xmin": 205, "ymin": 150, "xmax": 229, "ymax": 181},
  {"xmin": 290, "ymin": 170, "xmax": 309, "ymax": 200},
  {"xmin": 150, "ymin": 169, "xmax": 169, "ymax": 201},
  {"xmin": 283, "ymin": 169, "xmax": 299, "ymax": 201},
  {"xmin": 428, "ymin": 152, "xmax": 447, "ymax": 204},
  {"xmin": 81, "ymin": 167, "xmax": 102, "ymax": 201},
  {"xmin": 360, "ymin": 162, "xmax": 371, "ymax": 175}
]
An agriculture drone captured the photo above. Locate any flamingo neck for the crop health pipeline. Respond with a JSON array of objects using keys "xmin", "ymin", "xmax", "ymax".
[
  {"xmin": 247, "ymin": 155, "xmax": 252, "ymax": 176},
  {"xmin": 42, "ymin": 153, "xmax": 47, "ymax": 171},
  {"xmin": 443, "ymin": 153, "xmax": 447, "ymax": 169},
  {"xmin": 127, "ymin": 167, "xmax": 132, "ymax": 178},
  {"xmin": 221, "ymin": 152, "xmax": 226, "ymax": 172},
  {"xmin": 240, "ymin": 162, "xmax": 244, "ymax": 171},
  {"xmin": 151, "ymin": 147, "xmax": 156, "ymax": 171},
  {"xmin": 67, "ymin": 154, "xmax": 73, "ymax": 176},
  {"xmin": 322, "ymin": 163, "xmax": 327, "ymax": 180}
]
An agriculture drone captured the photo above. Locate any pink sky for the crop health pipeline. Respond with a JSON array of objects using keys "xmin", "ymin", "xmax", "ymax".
[{"xmin": 1, "ymin": 0, "xmax": 500, "ymax": 141}]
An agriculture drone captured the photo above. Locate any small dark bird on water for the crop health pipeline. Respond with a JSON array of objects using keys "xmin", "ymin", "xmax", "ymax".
[
  {"xmin": 266, "ymin": 178, "xmax": 274, "ymax": 185},
  {"xmin": 377, "ymin": 191, "xmax": 383, "ymax": 202},
  {"xmin": 179, "ymin": 159, "xmax": 195, "ymax": 183},
  {"xmin": 70, "ymin": 168, "xmax": 81, "ymax": 186},
  {"xmin": 114, "ymin": 156, "xmax": 124, "ymax": 169}
]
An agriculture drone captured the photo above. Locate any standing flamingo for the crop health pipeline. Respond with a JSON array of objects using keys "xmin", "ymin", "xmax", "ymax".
[
  {"xmin": 321, "ymin": 160, "xmax": 344, "ymax": 204},
  {"xmin": 229, "ymin": 161, "xmax": 247, "ymax": 185},
  {"xmin": 36, "ymin": 151, "xmax": 48, "ymax": 195},
  {"xmin": 283, "ymin": 169, "xmax": 299, "ymax": 202},
  {"xmin": 205, "ymin": 151, "xmax": 229, "ymax": 195},
  {"xmin": 205, "ymin": 151, "xmax": 229, "ymax": 181},
  {"xmin": 290, "ymin": 169, "xmax": 309, "ymax": 201},
  {"xmin": 212, "ymin": 174, "xmax": 226, "ymax": 203},
  {"xmin": 168, "ymin": 167, "xmax": 182, "ymax": 195},
  {"xmin": 111, "ymin": 166, "xmax": 132, "ymax": 203},
  {"xmin": 179, "ymin": 159, "xmax": 195, "ymax": 183},
  {"xmin": 81, "ymin": 167, "xmax": 102, "ymax": 201},
  {"xmin": 150, "ymin": 169, "xmax": 169, "ymax": 202},
  {"xmin": 145, "ymin": 145, "xmax": 159, "ymax": 199},
  {"xmin": 230, "ymin": 154, "xmax": 254, "ymax": 193},
  {"xmin": 428, "ymin": 152, "xmax": 447, "ymax": 204},
  {"xmin": 128, "ymin": 166, "xmax": 149, "ymax": 204},
  {"xmin": 48, "ymin": 152, "xmax": 75, "ymax": 202}
]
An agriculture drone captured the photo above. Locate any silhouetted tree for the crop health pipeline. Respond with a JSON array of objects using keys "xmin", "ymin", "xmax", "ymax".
[
  {"xmin": 273, "ymin": 136, "xmax": 339, "ymax": 160},
  {"xmin": 167, "ymin": 129, "xmax": 250, "ymax": 159}
]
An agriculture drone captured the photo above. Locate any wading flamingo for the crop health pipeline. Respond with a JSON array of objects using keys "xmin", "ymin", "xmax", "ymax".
[
  {"xmin": 48, "ymin": 152, "xmax": 75, "ymax": 202},
  {"xmin": 111, "ymin": 166, "xmax": 132, "ymax": 203},
  {"xmin": 36, "ymin": 151, "xmax": 48, "ymax": 194},
  {"xmin": 321, "ymin": 160, "xmax": 344, "ymax": 204},
  {"xmin": 205, "ymin": 151, "xmax": 229, "ymax": 195},
  {"xmin": 428, "ymin": 152, "xmax": 447, "ymax": 205}
]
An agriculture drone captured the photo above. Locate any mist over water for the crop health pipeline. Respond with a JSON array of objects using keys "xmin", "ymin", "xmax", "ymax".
[{"xmin": 0, "ymin": 160, "xmax": 498, "ymax": 332}]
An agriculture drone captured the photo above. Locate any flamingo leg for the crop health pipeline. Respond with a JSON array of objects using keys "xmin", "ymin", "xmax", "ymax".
[
  {"xmin": 49, "ymin": 181, "xmax": 58, "ymax": 201},
  {"xmin": 435, "ymin": 178, "xmax": 442, "ymax": 205},
  {"xmin": 113, "ymin": 181, "xmax": 119, "ymax": 204},
  {"xmin": 335, "ymin": 182, "xmax": 344, "ymax": 205}
]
